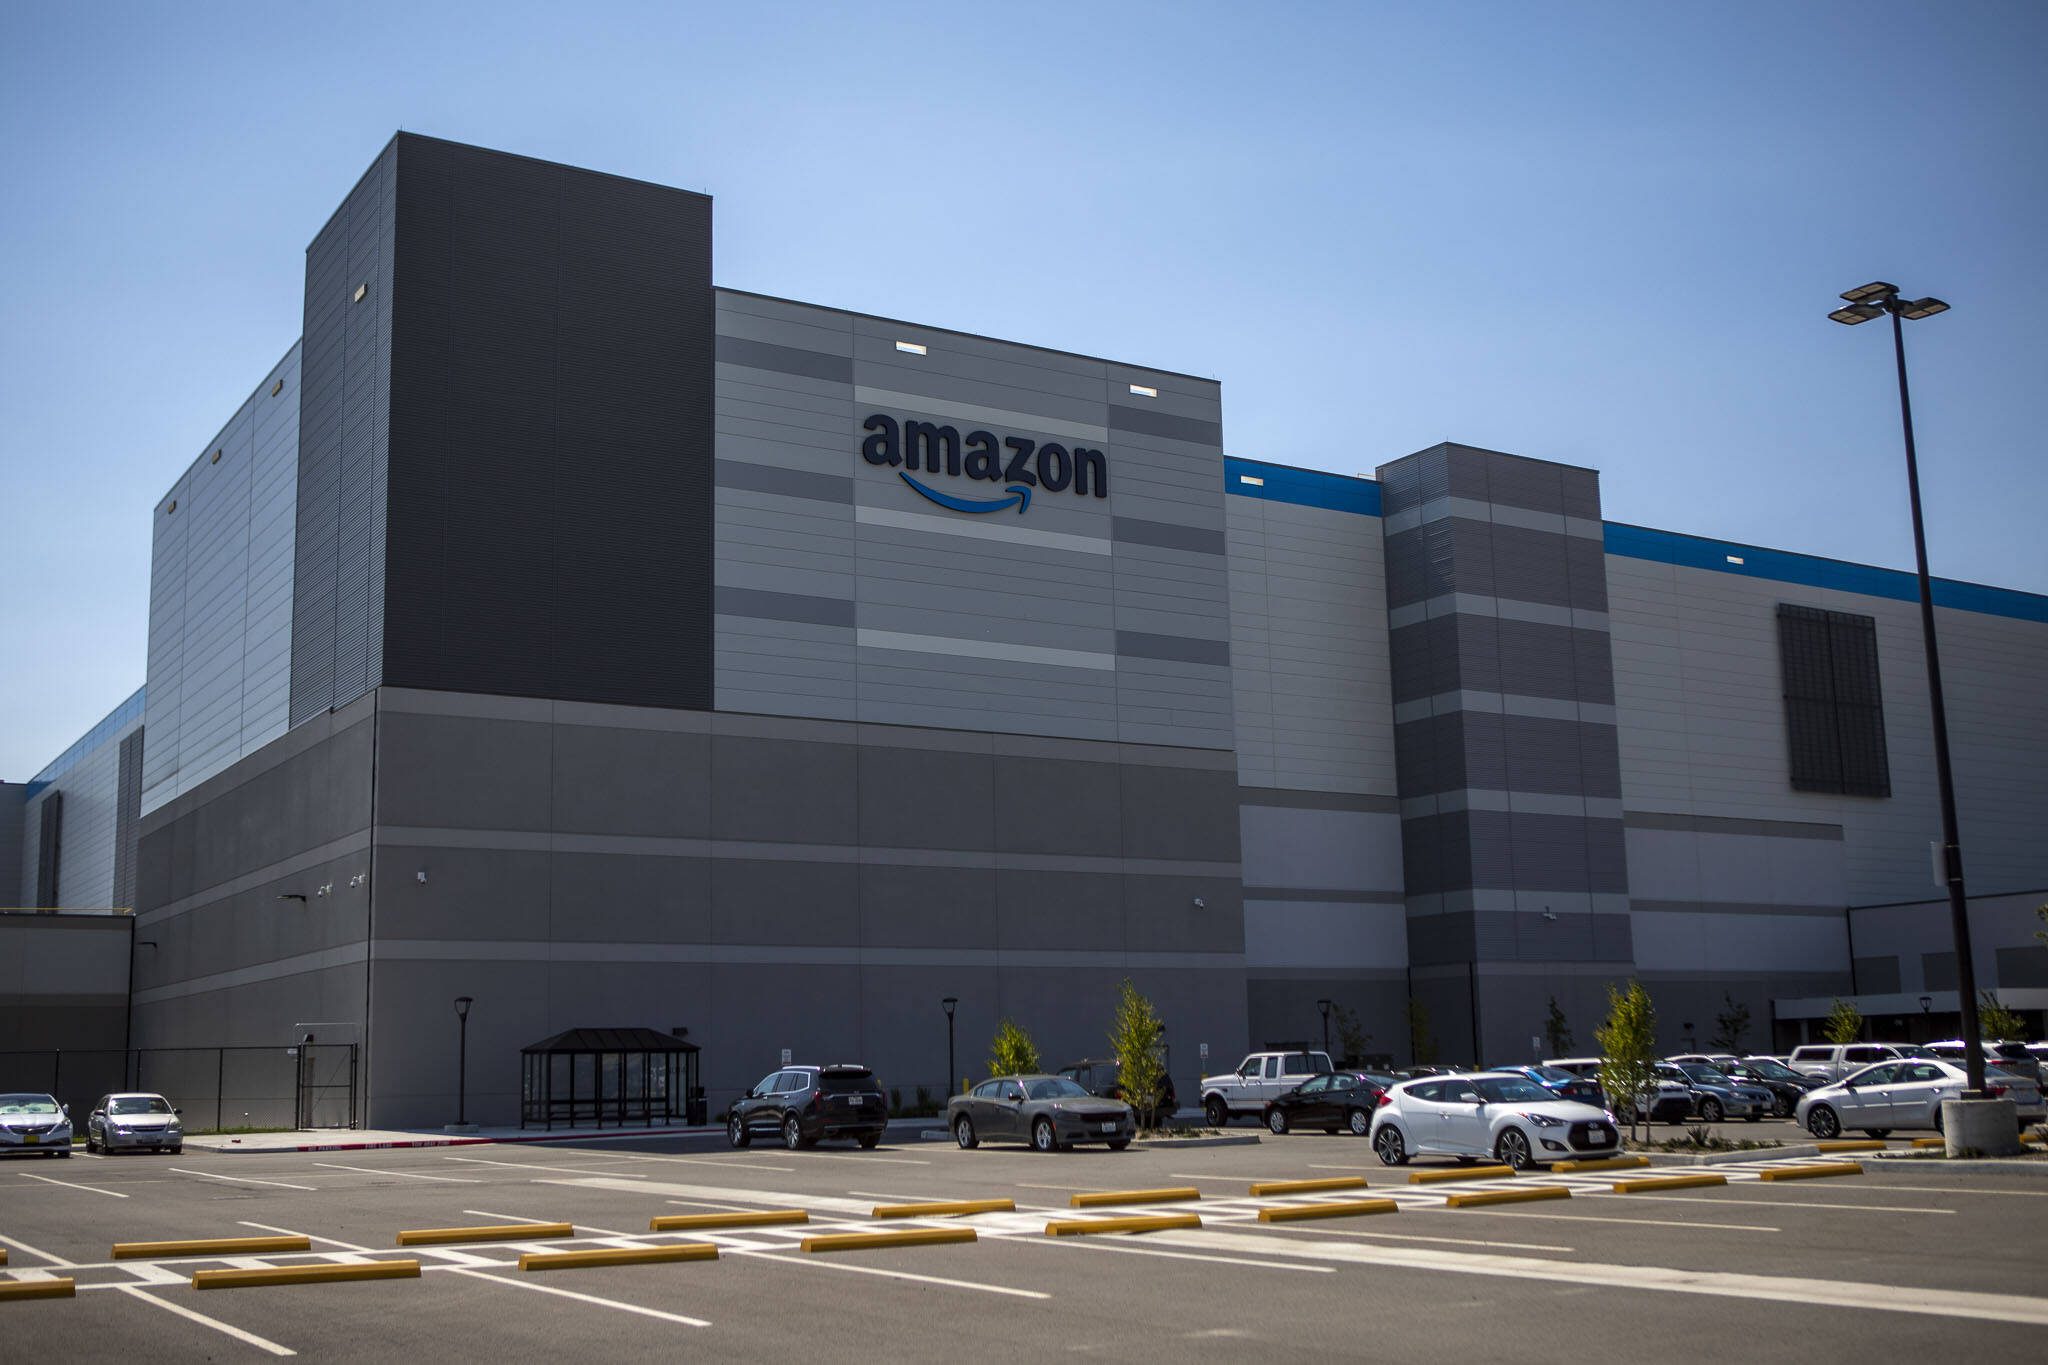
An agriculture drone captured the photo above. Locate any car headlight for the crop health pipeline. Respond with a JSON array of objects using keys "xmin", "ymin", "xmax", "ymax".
[
  {"xmin": 113, "ymin": 1125, "xmax": 131, "ymax": 1135},
  {"xmin": 1520, "ymin": 1112, "xmax": 1564, "ymax": 1127}
]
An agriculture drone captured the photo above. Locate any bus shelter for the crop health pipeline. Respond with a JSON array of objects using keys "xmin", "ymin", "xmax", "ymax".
[{"xmin": 519, "ymin": 1027, "xmax": 700, "ymax": 1129}]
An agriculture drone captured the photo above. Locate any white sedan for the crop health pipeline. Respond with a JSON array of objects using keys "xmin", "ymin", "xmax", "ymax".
[
  {"xmin": 1797, "ymin": 1059, "xmax": 2045, "ymax": 1139},
  {"xmin": 1369, "ymin": 1072, "xmax": 1621, "ymax": 1170}
]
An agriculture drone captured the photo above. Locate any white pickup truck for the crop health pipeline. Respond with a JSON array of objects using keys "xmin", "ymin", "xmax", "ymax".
[{"xmin": 1200, "ymin": 1050, "xmax": 1334, "ymax": 1126}]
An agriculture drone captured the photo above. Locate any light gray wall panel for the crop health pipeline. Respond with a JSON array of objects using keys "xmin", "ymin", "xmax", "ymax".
[
  {"xmin": 142, "ymin": 344, "xmax": 301, "ymax": 815},
  {"xmin": 21, "ymin": 693, "xmax": 144, "ymax": 909},
  {"xmin": 713, "ymin": 290, "xmax": 1232, "ymax": 752},
  {"xmin": 1607, "ymin": 553, "xmax": 2048, "ymax": 905}
]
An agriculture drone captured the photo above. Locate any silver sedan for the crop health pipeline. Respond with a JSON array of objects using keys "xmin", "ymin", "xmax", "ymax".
[
  {"xmin": 86, "ymin": 1092, "xmax": 185, "ymax": 1154},
  {"xmin": 0, "ymin": 1092, "xmax": 73, "ymax": 1157}
]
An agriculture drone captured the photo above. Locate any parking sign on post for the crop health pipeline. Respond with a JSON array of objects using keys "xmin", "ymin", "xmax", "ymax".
[{"xmin": 780, "ymin": 1048, "xmax": 791, "ymax": 1067}]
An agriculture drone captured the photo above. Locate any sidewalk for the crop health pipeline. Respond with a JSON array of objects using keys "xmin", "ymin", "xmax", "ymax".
[{"xmin": 185, "ymin": 1118, "xmax": 945, "ymax": 1154}]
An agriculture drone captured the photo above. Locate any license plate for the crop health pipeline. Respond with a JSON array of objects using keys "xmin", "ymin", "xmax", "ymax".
[
  {"xmin": 1589, "ymin": 1125, "xmax": 1610, "ymax": 1139},
  {"xmin": 22, "ymin": 1133, "xmax": 38, "ymax": 1144},
  {"xmin": 1099, "ymin": 1121, "xmax": 1117, "ymax": 1133},
  {"xmin": 847, "ymin": 1095, "xmax": 863, "ymax": 1105}
]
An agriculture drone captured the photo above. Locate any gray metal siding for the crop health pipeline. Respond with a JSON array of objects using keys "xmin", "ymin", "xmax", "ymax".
[
  {"xmin": 711, "ymin": 290, "xmax": 1231, "ymax": 751},
  {"xmin": 293, "ymin": 140, "xmax": 394, "ymax": 726},
  {"xmin": 377, "ymin": 135, "xmax": 716, "ymax": 711},
  {"xmin": 20, "ymin": 706, "xmax": 143, "ymax": 910},
  {"xmin": 143, "ymin": 344, "xmax": 301, "ymax": 813}
]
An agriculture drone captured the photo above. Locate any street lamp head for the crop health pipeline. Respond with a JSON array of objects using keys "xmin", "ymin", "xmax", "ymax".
[
  {"xmin": 1839, "ymin": 281, "xmax": 1898, "ymax": 304},
  {"xmin": 453, "ymin": 996, "xmax": 473, "ymax": 1020},
  {"xmin": 1316, "ymin": 998, "xmax": 1333, "ymax": 1014},
  {"xmin": 1920, "ymin": 995, "xmax": 1933, "ymax": 1013},
  {"xmin": 1896, "ymin": 297, "xmax": 1949, "ymax": 320},
  {"xmin": 1828, "ymin": 303, "xmax": 1884, "ymax": 325},
  {"xmin": 941, "ymin": 996, "xmax": 957, "ymax": 1018}
]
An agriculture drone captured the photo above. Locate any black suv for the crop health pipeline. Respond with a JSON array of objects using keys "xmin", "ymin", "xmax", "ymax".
[
  {"xmin": 728, "ymin": 1064, "xmax": 888, "ymax": 1150},
  {"xmin": 1057, "ymin": 1058, "xmax": 1177, "ymax": 1119}
]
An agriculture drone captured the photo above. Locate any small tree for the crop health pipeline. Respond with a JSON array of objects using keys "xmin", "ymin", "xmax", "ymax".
[
  {"xmin": 1106, "ymin": 979, "xmax": 1167, "ymax": 1130},
  {"xmin": 1710, "ymin": 992, "xmax": 1752, "ymax": 1054},
  {"xmin": 2034, "ymin": 901, "xmax": 2047, "ymax": 950},
  {"xmin": 1595, "ymin": 980, "xmax": 1659, "ymax": 1141},
  {"xmin": 1821, "ymin": 998, "xmax": 1864, "ymax": 1046},
  {"xmin": 1333, "ymin": 1002, "xmax": 1372, "ymax": 1066},
  {"xmin": 987, "ymin": 1018, "xmax": 1040, "ymax": 1077},
  {"xmin": 1543, "ymin": 996, "xmax": 1574, "ymax": 1057},
  {"xmin": 1407, "ymin": 997, "xmax": 1438, "ymax": 1066},
  {"xmin": 1979, "ymin": 991, "xmax": 2027, "ymax": 1042}
]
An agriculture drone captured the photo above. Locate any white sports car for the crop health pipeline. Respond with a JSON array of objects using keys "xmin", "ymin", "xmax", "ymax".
[{"xmin": 1369, "ymin": 1072, "xmax": 1621, "ymax": 1170}]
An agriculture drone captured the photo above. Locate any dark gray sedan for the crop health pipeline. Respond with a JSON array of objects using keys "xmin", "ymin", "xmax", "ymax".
[{"xmin": 948, "ymin": 1074, "xmax": 1135, "ymax": 1152}]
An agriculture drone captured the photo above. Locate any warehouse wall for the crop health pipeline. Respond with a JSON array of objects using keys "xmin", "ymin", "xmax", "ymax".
[
  {"xmin": 20, "ymin": 689, "xmax": 145, "ymax": 910},
  {"xmin": 1225, "ymin": 458, "xmax": 1407, "ymax": 1059},
  {"xmin": 361, "ymin": 686, "xmax": 1247, "ymax": 1127},
  {"xmin": 143, "ymin": 344, "xmax": 300, "ymax": 815},
  {"xmin": 711, "ymin": 289, "xmax": 1232, "ymax": 751}
]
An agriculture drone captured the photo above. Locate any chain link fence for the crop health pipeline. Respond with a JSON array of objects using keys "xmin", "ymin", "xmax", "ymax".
[{"xmin": 0, "ymin": 1045, "xmax": 358, "ymax": 1133}]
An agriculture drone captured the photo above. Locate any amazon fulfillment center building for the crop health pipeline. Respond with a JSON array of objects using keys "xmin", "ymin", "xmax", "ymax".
[{"xmin": 5, "ymin": 135, "xmax": 2046, "ymax": 1128}]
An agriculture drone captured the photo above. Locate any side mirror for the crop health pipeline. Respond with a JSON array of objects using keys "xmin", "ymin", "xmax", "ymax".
[
  {"xmin": 61, "ymin": 1104, "xmax": 70, "ymax": 1116},
  {"xmin": 175, "ymin": 1107, "xmax": 184, "ymax": 1117}
]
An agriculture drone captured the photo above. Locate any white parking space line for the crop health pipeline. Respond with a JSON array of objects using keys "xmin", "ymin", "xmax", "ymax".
[
  {"xmin": 845, "ymin": 1189, "xmax": 954, "ymax": 1205},
  {"xmin": 239, "ymin": 1221, "xmax": 375, "ymax": 1253},
  {"xmin": 1157, "ymin": 1227, "xmax": 2048, "ymax": 1327},
  {"xmin": 444, "ymin": 1156, "xmax": 648, "ymax": 1178},
  {"xmin": 313, "ymin": 1162, "xmax": 479, "ymax": 1182},
  {"xmin": 15, "ymin": 1170, "xmax": 128, "ymax": 1197},
  {"xmin": 1015, "ymin": 1182, "xmax": 1113, "ymax": 1192},
  {"xmin": 442, "ymin": 1266, "xmax": 711, "ymax": 1326},
  {"xmin": 545, "ymin": 1176, "xmax": 877, "ymax": 1218},
  {"xmin": 1043, "ymin": 1238, "xmax": 1336, "ymax": 1274},
  {"xmin": 663, "ymin": 1197, "xmax": 789, "ymax": 1212},
  {"xmin": 1305, "ymin": 1163, "xmax": 1382, "ymax": 1172},
  {"xmin": 787, "ymin": 1151, "xmax": 930, "ymax": 1166},
  {"xmin": 169, "ymin": 1167, "xmax": 316, "ymax": 1191},
  {"xmin": 1440, "ymin": 1211, "xmax": 1780, "ymax": 1233},
  {"xmin": 0, "ymin": 1232, "xmax": 75, "ymax": 1267},
  {"xmin": 1851, "ymin": 1183, "xmax": 2048, "ymax": 1197},
  {"xmin": 116, "ymin": 1284, "xmax": 296, "ymax": 1357},
  {"xmin": 460, "ymin": 1208, "xmax": 632, "ymax": 1238},
  {"xmin": 736, "ymin": 1249, "xmax": 1052, "ymax": 1300},
  {"xmin": 1581, "ymin": 1193, "xmax": 1954, "ymax": 1215},
  {"xmin": 1258, "ymin": 1224, "xmax": 1575, "ymax": 1253},
  {"xmin": 608, "ymin": 1152, "xmax": 796, "ymax": 1172}
]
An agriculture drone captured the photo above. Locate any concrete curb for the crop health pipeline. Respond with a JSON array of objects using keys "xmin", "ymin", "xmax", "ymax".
[
  {"xmin": 1640, "ymin": 1145, "xmax": 1814, "ymax": 1165},
  {"xmin": 1130, "ymin": 1133, "xmax": 1264, "ymax": 1149},
  {"xmin": 190, "ymin": 1117, "xmax": 947, "ymax": 1155}
]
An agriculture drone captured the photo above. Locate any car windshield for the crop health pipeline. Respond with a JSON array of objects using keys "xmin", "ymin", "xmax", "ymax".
[
  {"xmin": 0, "ymin": 1095, "xmax": 59, "ymax": 1115},
  {"xmin": 1524, "ymin": 1066, "xmax": 1577, "ymax": 1083},
  {"xmin": 1473, "ymin": 1078, "xmax": 1552, "ymax": 1104},
  {"xmin": 1026, "ymin": 1078, "xmax": 1091, "ymax": 1101},
  {"xmin": 1743, "ymin": 1059, "xmax": 1801, "ymax": 1080},
  {"xmin": 1678, "ymin": 1064, "xmax": 1731, "ymax": 1084},
  {"xmin": 109, "ymin": 1097, "xmax": 174, "ymax": 1115},
  {"xmin": 819, "ymin": 1071, "xmax": 877, "ymax": 1093}
]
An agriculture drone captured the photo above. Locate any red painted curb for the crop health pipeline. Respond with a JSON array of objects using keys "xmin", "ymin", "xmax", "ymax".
[{"xmin": 205, "ymin": 1126, "xmax": 720, "ymax": 1154}]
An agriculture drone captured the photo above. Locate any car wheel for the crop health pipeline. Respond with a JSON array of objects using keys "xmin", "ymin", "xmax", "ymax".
[
  {"xmin": 1862, "ymin": 1129, "xmax": 1891, "ymax": 1139},
  {"xmin": 1266, "ymin": 1108, "xmax": 1289, "ymax": 1135},
  {"xmin": 1347, "ymin": 1108, "xmax": 1370, "ymax": 1136},
  {"xmin": 56, "ymin": 1148, "xmax": 72, "ymax": 1158},
  {"xmin": 857, "ymin": 1133, "xmax": 881, "ymax": 1150},
  {"xmin": 1699, "ymin": 1098, "xmax": 1724, "ymax": 1123},
  {"xmin": 1204, "ymin": 1096, "xmax": 1229, "ymax": 1128},
  {"xmin": 1373, "ymin": 1124, "xmax": 1409, "ymax": 1166},
  {"xmin": 1106, "ymin": 1139, "xmax": 1130, "ymax": 1152},
  {"xmin": 1932, "ymin": 1107, "xmax": 1944, "ymax": 1135},
  {"xmin": 169, "ymin": 1146, "xmax": 182, "ymax": 1155},
  {"xmin": 1494, "ymin": 1128, "xmax": 1533, "ymax": 1171},
  {"xmin": 85, "ymin": 1132, "xmax": 99, "ymax": 1154},
  {"xmin": 782, "ymin": 1116, "xmax": 807, "ymax": 1151},
  {"xmin": 954, "ymin": 1116, "xmax": 979, "ymax": 1150},
  {"xmin": 727, "ymin": 1114, "xmax": 751, "ymax": 1149},
  {"xmin": 1032, "ymin": 1118, "xmax": 1058, "ymax": 1153},
  {"xmin": 1775, "ymin": 1095, "xmax": 1796, "ymax": 1118},
  {"xmin": 1743, "ymin": 1115, "xmax": 1761, "ymax": 1123},
  {"xmin": 1806, "ymin": 1104, "xmax": 1840, "ymax": 1140}
]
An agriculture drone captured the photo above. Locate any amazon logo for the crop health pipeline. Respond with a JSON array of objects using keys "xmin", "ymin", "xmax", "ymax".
[{"xmin": 860, "ymin": 414, "xmax": 1107, "ymax": 515}]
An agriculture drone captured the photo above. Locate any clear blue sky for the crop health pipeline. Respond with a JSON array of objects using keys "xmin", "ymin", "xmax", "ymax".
[{"xmin": 3, "ymin": 1, "xmax": 2043, "ymax": 778}]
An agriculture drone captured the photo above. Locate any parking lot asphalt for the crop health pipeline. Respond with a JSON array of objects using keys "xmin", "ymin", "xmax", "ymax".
[{"xmin": 5, "ymin": 1127, "xmax": 2046, "ymax": 1362}]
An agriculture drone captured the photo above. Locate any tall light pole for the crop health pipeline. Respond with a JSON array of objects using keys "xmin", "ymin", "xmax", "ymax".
[
  {"xmin": 1316, "ymin": 998, "xmax": 1333, "ymax": 1059},
  {"xmin": 941, "ymin": 997, "xmax": 958, "ymax": 1095},
  {"xmin": 1828, "ymin": 281, "xmax": 1983, "ymax": 1093},
  {"xmin": 453, "ymin": 996, "xmax": 474, "ymax": 1126}
]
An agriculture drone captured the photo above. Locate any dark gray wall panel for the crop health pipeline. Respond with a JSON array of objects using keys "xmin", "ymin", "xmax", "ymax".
[
  {"xmin": 548, "ymin": 852, "xmax": 710, "ymax": 943},
  {"xmin": 380, "ymin": 135, "xmax": 715, "ymax": 711},
  {"xmin": 374, "ymin": 712, "xmax": 552, "ymax": 832},
  {"xmin": 1119, "ymin": 763, "xmax": 1241, "ymax": 861},
  {"xmin": 993, "ymin": 756, "xmax": 1124, "ymax": 857},
  {"xmin": 858, "ymin": 746, "xmax": 996, "ymax": 852},
  {"xmin": 859, "ymin": 863, "xmax": 997, "ymax": 948},
  {"xmin": 709, "ymin": 858, "xmax": 860, "ymax": 945},
  {"xmin": 1854, "ymin": 954, "xmax": 1903, "ymax": 994},
  {"xmin": 550, "ymin": 725, "xmax": 711, "ymax": 838},
  {"xmin": 710, "ymin": 733, "xmax": 859, "ymax": 844}
]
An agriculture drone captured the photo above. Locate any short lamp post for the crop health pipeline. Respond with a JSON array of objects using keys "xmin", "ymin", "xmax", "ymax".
[
  {"xmin": 453, "ymin": 996, "xmax": 474, "ymax": 1127},
  {"xmin": 1828, "ymin": 281, "xmax": 1984, "ymax": 1093},
  {"xmin": 941, "ymin": 997, "xmax": 958, "ymax": 1095},
  {"xmin": 1316, "ymin": 999, "xmax": 1333, "ymax": 1058}
]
